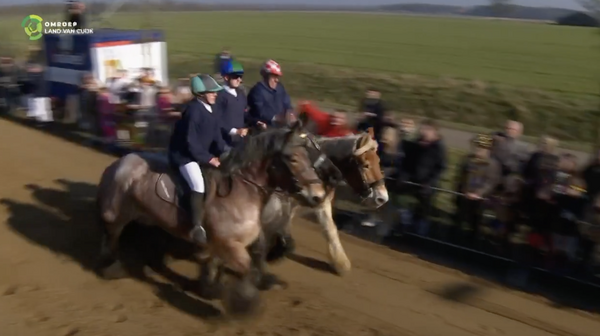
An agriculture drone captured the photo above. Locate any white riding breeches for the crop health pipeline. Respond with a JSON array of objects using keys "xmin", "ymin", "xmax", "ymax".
[{"xmin": 179, "ymin": 162, "xmax": 205, "ymax": 193}]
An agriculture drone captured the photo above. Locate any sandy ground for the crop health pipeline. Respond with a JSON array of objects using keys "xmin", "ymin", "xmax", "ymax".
[{"xmin": 1, "ymin": 118, "xmax": 600, "ymax": 336}]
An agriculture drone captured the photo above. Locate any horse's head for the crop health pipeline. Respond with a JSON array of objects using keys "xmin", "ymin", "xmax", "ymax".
[
  {"xmin": 343, "ymin": 131, "xmax": 388, "ymax": 208},
  {"xmin": 269, "ymin": 121, "xmax": 327, "ymax": 207}
]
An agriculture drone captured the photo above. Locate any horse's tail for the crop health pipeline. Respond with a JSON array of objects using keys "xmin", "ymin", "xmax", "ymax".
[{"xmin": 97, "ymin": 155, "xmax": 138, "ymax": 224}]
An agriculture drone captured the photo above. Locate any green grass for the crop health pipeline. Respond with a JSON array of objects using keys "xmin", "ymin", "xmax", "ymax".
[{"xmin": 2, "ymin": 11, "xmax": 600, "ymax": 142}]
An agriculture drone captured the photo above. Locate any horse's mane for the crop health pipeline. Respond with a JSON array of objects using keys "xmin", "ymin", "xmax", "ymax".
[
  {"xmin": 221, "ymin": 128, "xmax": 291, "ymax": 175},
  {"xmin": 317, "ymin": 134, "xmax": 377, "ymax": 161}
]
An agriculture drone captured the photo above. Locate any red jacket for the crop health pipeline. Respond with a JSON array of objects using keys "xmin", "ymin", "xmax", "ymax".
[{"xmin": 298, "ymin": 101, "xmax": 353, "ymax": 137}]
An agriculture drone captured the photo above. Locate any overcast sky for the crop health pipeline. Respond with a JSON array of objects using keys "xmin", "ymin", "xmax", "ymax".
[{"xmin": 2, "ymin": 0, "xmax": 585, "ymax": 11}]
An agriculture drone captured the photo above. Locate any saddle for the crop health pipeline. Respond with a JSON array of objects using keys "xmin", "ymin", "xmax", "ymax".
[{"xmin": 154, "ymin": 167, "xmax": 231, "ymax": 212}]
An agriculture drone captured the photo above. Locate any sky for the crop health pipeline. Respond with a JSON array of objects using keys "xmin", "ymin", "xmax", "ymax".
[{"xmin": 3, "ymin": 0, "xmax": 585, "ymax": 11}]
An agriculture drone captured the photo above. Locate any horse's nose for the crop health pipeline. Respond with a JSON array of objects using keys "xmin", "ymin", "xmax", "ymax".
[
  {"xmin": 375, "ymin": 196, "xmax": 387, "ymax": 206},
  {"xmin": 312, "ymin": 195, "xmax": 323, "ymax": 205}
]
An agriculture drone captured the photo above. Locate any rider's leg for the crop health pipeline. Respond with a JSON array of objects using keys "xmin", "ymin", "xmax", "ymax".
[{"xmin": 179, "ymin": 161, "xmax": 208, "ymax": 245}]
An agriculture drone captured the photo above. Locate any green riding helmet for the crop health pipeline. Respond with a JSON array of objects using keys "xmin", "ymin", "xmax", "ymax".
[{"xmin": 190, "ymin": 74, "xmax": 223, "ymax": 95}]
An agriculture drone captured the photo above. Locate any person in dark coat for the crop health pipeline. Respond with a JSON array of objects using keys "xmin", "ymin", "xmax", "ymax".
[
  {"xmin": 213, "ymin": 47, "xmax": 232, "ymax": 76},
  {"xmin": 168, "ymin": 74, "xmax": 226, "ymax": 245},
  {"xmin": 65, "ymin": 1, "xmax": 86, "ymax": 28},
  {"xmin": 455, "ymin": 133, "xmax": 502, "ymax": 242},
  {"xmin": 522, "ymin": 136, "xmax": 560, "ymax": 249},
  {"xmin": 397, "ymin": 119, "xmax": 447, "ymax": 233},
  {"xmin": 215, "ymin": 59, "xmax": 249, "ymax": 148},
  {"xmin": 356, "ymin": 89, "xmax": 396, "ymax": 152},
  {"xmin": 247, "ymin": 59, "xmax": 293, "ymax": 127}
]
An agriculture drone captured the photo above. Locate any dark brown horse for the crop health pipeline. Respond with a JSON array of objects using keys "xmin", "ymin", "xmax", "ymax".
[{"xmin": 96, "ymin": 123, "xmax": 327, "ymax": 313}]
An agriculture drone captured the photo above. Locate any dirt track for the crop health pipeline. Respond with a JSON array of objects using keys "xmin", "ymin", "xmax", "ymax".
[{"xmin": 1, "ymin": 119, "xmax": 600, "ymax": 336}]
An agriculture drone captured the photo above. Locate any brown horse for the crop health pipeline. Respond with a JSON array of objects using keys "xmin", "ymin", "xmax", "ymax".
[
  {"xmin": 96, "ymin": 123, "xmax": 327, "ymax": 312},
  {"xmin": 248, "ymin": 131, "xmax": 388, "ymax": 281}
]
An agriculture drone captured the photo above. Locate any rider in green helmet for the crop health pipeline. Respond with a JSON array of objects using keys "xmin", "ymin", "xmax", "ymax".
[{"xmin": 168, "ymin": 74, "xmax": 225, "ymax": 245}]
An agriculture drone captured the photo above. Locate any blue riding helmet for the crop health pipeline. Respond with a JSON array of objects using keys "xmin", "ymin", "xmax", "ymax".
[{"xmin": 220, "ymin": 59, "xmax": 244, "ymax": 77}]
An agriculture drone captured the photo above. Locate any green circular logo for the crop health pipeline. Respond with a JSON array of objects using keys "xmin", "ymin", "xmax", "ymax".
[{"xmin": 21, "ymin": 15, "xmax": 43, "ymax": 41}]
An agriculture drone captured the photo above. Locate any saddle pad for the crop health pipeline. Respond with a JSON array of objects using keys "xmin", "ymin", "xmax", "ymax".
[{"xmin": 155, "ymin": 171, "xmax": 214, "ymax": 209}]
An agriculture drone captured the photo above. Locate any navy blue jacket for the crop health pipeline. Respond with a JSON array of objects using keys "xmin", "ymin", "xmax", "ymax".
[
  {"xmin": 168, "ymin": 99, "xmax": 226, "ymax": 167},
  {"xmin": 216, "ymin": 87, "xmax": 248, "ymax": 146},
  {"xmin": 247, "ymin": 81, "xmax": 292, "ymax": 125}
]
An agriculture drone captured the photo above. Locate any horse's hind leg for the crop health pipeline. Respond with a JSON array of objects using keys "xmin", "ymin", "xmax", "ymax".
[
  {"xmin": 249, "ymin": 233, "xmax": 287, "ymax": 290},
  {"xmin": 98, "ymin": 216, "xmax": 129, "ymax": 280}
]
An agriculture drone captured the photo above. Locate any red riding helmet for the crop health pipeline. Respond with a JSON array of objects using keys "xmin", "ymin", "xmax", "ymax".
[{"xmin": 261, "ymin": 59, "xmax": 282, "ymax": 76}]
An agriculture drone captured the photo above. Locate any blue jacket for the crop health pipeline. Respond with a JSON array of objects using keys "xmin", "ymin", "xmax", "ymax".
[
  {"xmin": 168, "ymin": 98, "xmax": 226, "ymax": 167},
  {"xmin": 216, "ymin": 87, "xmax": 249, "ymax": 146},
  {"xmin": 247, "ymin": 81, "xmax": 292, "ymax": 125}
]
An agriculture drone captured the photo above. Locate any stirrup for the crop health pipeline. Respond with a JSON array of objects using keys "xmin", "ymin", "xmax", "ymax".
[{"xmin": 190, "ymin": 225, "xmax": 207, "ymax": 244}]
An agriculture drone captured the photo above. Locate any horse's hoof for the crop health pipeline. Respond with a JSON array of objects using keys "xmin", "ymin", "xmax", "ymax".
[
  {"xmin": 223, "ymin": 280, "xmax": 261, "ymax": 317},
  {"xmin": 198, "ymin": 283, "xmax": 222, "ymax": 300},
  {"xmin": 329, "ymin": 249, "xmax": 351, "ymax": 276},
  {"xmin": 258, "ymin": 273, "xmax": 288, "ymax": 291},
  {"xmin": 100, "ymin": 260, "xmax": 128, "ymax": 280},
  {"xmin": 266, "ymin": 235, "xmax": 295, "ymax": 263},
  {"xmin": 282, "ymin": 235, "xmax": 296, "ymax": 254}
]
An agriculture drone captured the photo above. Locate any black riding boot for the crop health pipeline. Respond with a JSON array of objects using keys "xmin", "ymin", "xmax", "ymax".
[{"xmin": 189, "ymin": 191, "xmax": 207, "ymax": 245}]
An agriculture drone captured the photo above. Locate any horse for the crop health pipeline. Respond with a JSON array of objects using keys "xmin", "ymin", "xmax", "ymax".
[
  {"xmin": 253, "ymin": 130, "xmax": 388, "ymax": 280},
  {"xmin": 96, "ymin": 122, "xmax": 328, "ymax": 314}
]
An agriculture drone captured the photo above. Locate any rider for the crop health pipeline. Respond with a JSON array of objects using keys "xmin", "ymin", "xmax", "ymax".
[
  {"xmin": 168, "ymin": 74, "xmax": 227, "ymax": 245},
  {"xmin": 247, "ymin": 59, "xmax": 294, "ymax": 127},
  {"xmin": 216, "ymin": 59, "xmax": 249, "ymax": 147}
]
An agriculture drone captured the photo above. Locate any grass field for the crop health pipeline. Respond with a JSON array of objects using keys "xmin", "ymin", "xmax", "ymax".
[{"xmin": 2, "ymin": 11, "xmax": 599, "ymax": 142}]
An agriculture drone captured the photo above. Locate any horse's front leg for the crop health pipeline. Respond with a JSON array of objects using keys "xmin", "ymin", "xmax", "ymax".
[
  {"xmin": 248, "ymin": 232, "xmax": 287, "ymax": 290},
  {"xmin": 197, "ymin": 252, "xmax": 224, "ymax": 300},
  {"xmin": 315, "ymin": 193, "xmax": 351, "ymax": 275}
]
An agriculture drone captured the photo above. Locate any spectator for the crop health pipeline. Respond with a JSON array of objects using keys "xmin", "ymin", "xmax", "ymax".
[
  {"xmin": 551, "ymin": 153, "xmax": 586, "ymax": 271},
  {"xmin": 397, "ymin": 119, "xmax": 447, "ymax": 234},
  {"xmin": 66, "ymin": 1, "xmax": 86, "ymax": 28},
  {"xmin": 583, "ymin": 148, "xmax": 600, "ymax": 200},
  {"xmin": 0, "ymin": 57, "xmax": 18, "ymax": 114},
  {"xmin": 455, "ymin": 133, "xmax": 502, "ymax": 243},
  {"xmin": 108, "ymin": 69, "xmax": 129, "ymax": 104},
  {"xmin": 97, "ymin": 86, "xmax": 115, "ymax": 143},
  {"xmin": 78, "ymin": 72, "xmax": 98, "ymax": 131},
  {"xmin": 173, "ymin": 77, "xmax": 192, "ymax": 109},
  {"xmin": 523, "ymin": 135, "xmax": 560, "ymax": 252},
  {"xmin": 25, "ymin": 63, "xmax": 52, "ymax": 124},
  {"xmin": 213, "ymin": 47, "xmax": 232, "ymax": 78},
  {"xmin": 492, "ymin": 120, "xmax": 530, "ymax": 177},
  {"xmin": 298, "ymin": 101, "xmax": 353, "ymax": 138},
  {"xmin": 580, "ymin": 148, "xmax": 600, "ymax": 273},
  {"xmin": 356, "ymin": 89, "xmax": 396, "ymax": 153}
]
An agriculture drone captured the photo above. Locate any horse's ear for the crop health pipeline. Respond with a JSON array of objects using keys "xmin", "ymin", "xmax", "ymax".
[
  {"xmin": 290, "ymin": 119, "xmax": 304, "ymax": 132},
  {"xmin": 367, "ymin": 127, "xmax": 374, "ymax": 138}
]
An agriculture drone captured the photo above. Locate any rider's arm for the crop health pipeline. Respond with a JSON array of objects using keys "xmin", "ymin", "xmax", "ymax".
[
  {"xmin": 299, "ymin": 101, "xmax": 329, "ymax": 133},
  {"xmin": 247, "ymin": 86, "xmax": 276, "ymax": 125},
  {"xmin": 185, "ymin": 107, "xmax": 214, "ymax": 164}
]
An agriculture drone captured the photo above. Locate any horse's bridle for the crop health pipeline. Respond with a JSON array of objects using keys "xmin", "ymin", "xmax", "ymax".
[
  {"xmin": 351, "ymin": 144, "xmax": 385, "ymax": 200},
  {"xmin": 283, "ymin": 135, "xmax": 331, "ymax": 193}
]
